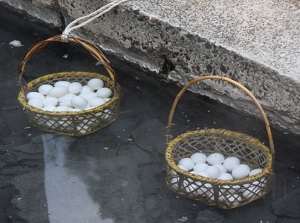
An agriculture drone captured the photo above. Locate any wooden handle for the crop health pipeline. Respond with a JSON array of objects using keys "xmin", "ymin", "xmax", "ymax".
[
  {"xmin": 17, "ymin": 35, "xmax": 116, "ymax": 88},
  {"xmin": 166, "ymin": 75, "xmax": 275, "ymax": 156}
]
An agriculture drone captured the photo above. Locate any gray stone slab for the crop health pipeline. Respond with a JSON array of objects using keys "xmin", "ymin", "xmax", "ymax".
[{"xmin": 0, "ymin": 0, "xmax": 299, "ymax": 135}]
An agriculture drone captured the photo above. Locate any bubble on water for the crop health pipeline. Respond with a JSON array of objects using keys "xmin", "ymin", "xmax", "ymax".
[{"xmin": 9, "ymin": 40, "xmax": 23, "ymax": 47}]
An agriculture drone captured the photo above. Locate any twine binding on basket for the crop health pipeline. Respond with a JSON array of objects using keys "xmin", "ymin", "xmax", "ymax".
[
  {"xmin": 165, "ymin": 75, "xmax": 275, "ymax": 209},
  {"xmin": 17, "ymin": 35, "xmax": 121, "ymax": 136}
]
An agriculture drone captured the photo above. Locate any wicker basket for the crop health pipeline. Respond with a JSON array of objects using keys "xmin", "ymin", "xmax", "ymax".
[
  {"xmin": 17, "ymin": 35, "xmax": 121, "ymax": 136},
  {"xmin": 165, "ymin": 75, "xmax": 275, "ymax": 209}
]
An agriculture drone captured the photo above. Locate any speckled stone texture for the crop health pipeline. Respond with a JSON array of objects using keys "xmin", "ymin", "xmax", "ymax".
[{"xmin": 0, "ymin": 0, "xmax": 299, "ymax": 134}]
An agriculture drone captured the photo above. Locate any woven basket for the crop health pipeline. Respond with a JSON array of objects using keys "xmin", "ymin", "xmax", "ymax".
[
  {"xmin": 165, "ymin": 75, "xmax": 275, "ymax": 209},
  {"xmin": 17, "ymin": 35, "xmax": 121, "ymax": 136}
]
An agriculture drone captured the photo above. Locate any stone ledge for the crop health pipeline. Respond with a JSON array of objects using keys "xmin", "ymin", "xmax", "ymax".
[
  {"xmin": 0, "ymin": 0, "xmax": 61, "ymax": 28},
  {"xmin": 1, "ymin": 0, "xmax": 299, "ymax": 134}
]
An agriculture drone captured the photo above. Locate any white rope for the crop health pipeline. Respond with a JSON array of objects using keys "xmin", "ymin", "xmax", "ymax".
[{"xmin": 61, "ymin": 0, "xmax": 129, "ymax": 41}]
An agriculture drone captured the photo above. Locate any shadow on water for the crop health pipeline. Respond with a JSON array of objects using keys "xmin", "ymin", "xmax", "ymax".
[{"xmin": 41, "ymin": 134, "xmax": 114, "ymax": 223}]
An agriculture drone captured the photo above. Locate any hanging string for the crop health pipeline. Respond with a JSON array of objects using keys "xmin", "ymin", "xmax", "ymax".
[{"xmin": 61, "ymin": 0, "xmax": 129, "ymax": 41}]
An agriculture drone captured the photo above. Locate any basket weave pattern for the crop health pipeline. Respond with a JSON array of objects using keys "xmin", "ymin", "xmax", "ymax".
[
  {"xmin": 165, "ymin": 76, "xmax": 275, "ymax": 209},
  {"xmin": 166, "ymin": 129, "xmax": 272, "ymax": 209},
  {"xmin": 17, "ymin": 35, "xmax": 121, "ymax": 136}
]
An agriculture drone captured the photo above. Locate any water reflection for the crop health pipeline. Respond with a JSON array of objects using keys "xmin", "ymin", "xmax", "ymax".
[{"xmin": 42, "ymin": 134, "xmax": 113, "ymax": 223}]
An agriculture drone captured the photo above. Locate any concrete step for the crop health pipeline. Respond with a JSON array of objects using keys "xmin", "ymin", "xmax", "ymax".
[{"xmin": 1, "ymin": 0, "xmax": 299, "ymax": 134}]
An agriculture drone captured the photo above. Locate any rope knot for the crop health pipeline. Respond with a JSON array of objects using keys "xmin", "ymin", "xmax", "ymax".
[{"xmin": 61, "ymin": 33, "xmax": 69, "ymax": 42}]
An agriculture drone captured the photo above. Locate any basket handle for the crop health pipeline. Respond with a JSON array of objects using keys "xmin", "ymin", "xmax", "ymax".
[
  {"xmin": 166, "ymin": 75, "xmax": 275, "ymax": 156},
  {"xmin": 17, "ymin": 35, "xmax": 116, "ymax": 89}
]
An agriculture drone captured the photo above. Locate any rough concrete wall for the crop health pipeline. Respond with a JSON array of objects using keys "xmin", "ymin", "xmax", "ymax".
[
  {"xmin": 0, "ymin": 0, "xmax": 299, "ymax": 134},
  {"xmin": 0, "ymin": 0, "xmax": 61, "ymax": 27},
  {"xmin": 57, "ymin": 0, "xmax": 300, "ymax": 134}
]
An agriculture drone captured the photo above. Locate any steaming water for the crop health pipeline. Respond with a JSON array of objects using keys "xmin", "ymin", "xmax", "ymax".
[{"xmin": 42, "ymin": 134, "xmax": 113, "ymax": 223}]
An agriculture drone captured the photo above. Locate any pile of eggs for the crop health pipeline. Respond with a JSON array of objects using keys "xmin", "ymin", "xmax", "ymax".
[
  {"xmin": 26, "ymin": 78, "xmax": 113, "ymax": 112},
  {"xmin": 172, "ymin": 152, "xmax": 265, "ymax": 206}
]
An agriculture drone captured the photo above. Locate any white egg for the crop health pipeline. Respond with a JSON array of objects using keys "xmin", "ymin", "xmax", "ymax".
[
  {"xmin": 96, "ymin": 87, "xmax": 112, "ymax": 98},
  {"xmin": 28, "ymin": 98, "xmax": 43, "ymax": 109},
  {"xmin": 58, "ymin": 94, "xmax": 75, "ymax": 107},
  {"xmin": 190, "ymin": 152, "xmax": 207, "ymax": 164},
  {"xmin": 81, "ymin": 85, "xmax": 94, "ymax": 94},
  {"xmin": 196, "ymin": 171, "xmax": 210, "ymax": 178},
  {"xmin": 68, "ymin": 82, "xmax": 82, "ymax": 94},
  {"xmin": 242, "ymin": 186, "xmax": 261, "ymax": 199},
  {"xmin": 178, "ymin": 158, "xmax": 194, "ymax": 171},
  {"xmin": 193, "ymin": 163, "xmax": 209, "ymax": 172},
  {"xmin": 77, "ymin": 124, "xmax": 89, "ymax": 134},
  {"xmin": 230, "ymin": 185, "xmax": 241, "ymax": 194},
  {"xmin": 216, "ymin": 192, "xmax": 226, "ymax": 202},
  {"xmin": 58, "ymin": 120, "xmax": 72, "ymax": 128},
  {"xmin": 232, "ymin": 164, "xmax": 251, "ymax": 179},
  {"xmin": 71, "ymin": 96, "xmax": 88, "ymax": 110},
  {"xmin": 85, "ymin": 118, "xmax": 97, "ymax": 125},
  {"xmin": 95, "ymin": 109, "xmax": 111, "ymax": 118},
  {"xmin": 88, "ymin": 78, "xmax": 104, "ymax": 90},
  {"xmin": 243, "ymin": 177, "xmax": 265, "ymax": 190},
  {"xmin": 195, "ymin": 172, "xmax": 213, "ymax": 196},
  {"xmin": 54, "ymin": 81, "xmax": 70, "ymax": 87},
  {"xmin": 217, "ymin": 172, "xmax": 233, "ymax": 180},
  {"xmin": 249, "ymin": 168, "xmax": 262, "ymax": 176},
  {"xmin": 197, "ymin": 186, "xmax": 210, "ymax": 197},
  {"xmin": 207, "ymin": 153, "xmax": 225, "ymax": 165},
  {"xmin": 171, "ymin": 165, "xmax": 189, "ymax": 176},
  {"xmin": 84, "ymin": 105, "xmax": 93, "ymax": 110},
  {"xmin": 225, "ymin": 194, "xmax": 242, "ymax": 206},
  {"xmin": 205, "ymin": 166, "xmax": 221, "ymax": 178},
  {"xmin": 257, "ymin": 177, "xmax": 266, "ymax": 187},
  {"xmin": 45, "ymin": 120, "xmax": 56, "ymax": 127},
  {"xmin": 204, "ymin": 190, "xmax": 214, "ymax": 200},
  {"xmin": 183, "ymin": 181, "xmax": 199, "ymax": 194},
  {"xmin": 88, "ymin": 97, "xmax": 106, "ymax": 107},
  {"xmin": 104, "ymin": 98, "xmax": 111, "ymax": 102},
  {"xmin": 102, "ymin": 109, "xmax": 112, "ymax": 119},
  {"xmin": 38, "ymin": 84, "xmax": 53, "ymax": 95},
  {"xmin": 26, "ymin": 92, "xmax": 45, "ymax": 101},
  {"xmin": 70, "ymin": 108, "xmax": 81, "ymax": 112},
  {"xmin": 177, "ymin": 164, "xmax": 188, "ymax": 171},
  {"xmin": 43, "ymin": 96, "xmax": 58, "ymax": 107},
  {"xmin": 58, "ymin": 93, "xmax": 75, "ymax": 102},
  {"xmin": 59, "ymin": 100, "xmax": 73, "ymax": 107},
  {"xmin": 203, "ymin": 184, "xmax": 213, "ymax": 198},
  {"xmin": 42, "ymin": 105, "xmax": 56, "ymax": 111},
  {"xmin": 54, "ymin": 106, "xmax": 70, "ymax": 112},
  {"xmin": 171, "ymin": 177, "xmax": 179, "ymax": 189},
  {"xmin": 48, "ymin": 86, "xmax": 68, "ymax": 98},
  {"xmin": 223, "ymin": 156, "xmax": 241, "ymax": 172},
  {"xmin": 79, "ymin": 92, "xmax": 97, "ymax": 101},
  {"xmin": 207, "ymin": 191, "xmax": 224, "ymax": 202},
  {"xmin": 213, "ymin": 164, "xmax": 227, "ymax": 174},
  {"xmin": 189, "ymin": 170, "xmax": 198, "ymax": 175},
  {"xmin": 81, "ymin": 119, "xmax": 91, "ymax": 127}
]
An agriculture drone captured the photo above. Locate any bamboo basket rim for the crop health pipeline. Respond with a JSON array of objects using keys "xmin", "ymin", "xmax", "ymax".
[
  {"xmin": 166, "ymin": 128, "xmax": 273, "ymax": 185},
  {"xmin": 18, "ymin": 71, "xmax": 121, "ymax": 116},
  {"xmin": 165, "ymin": 75, "xmax": 275, "ymax": 185}
]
